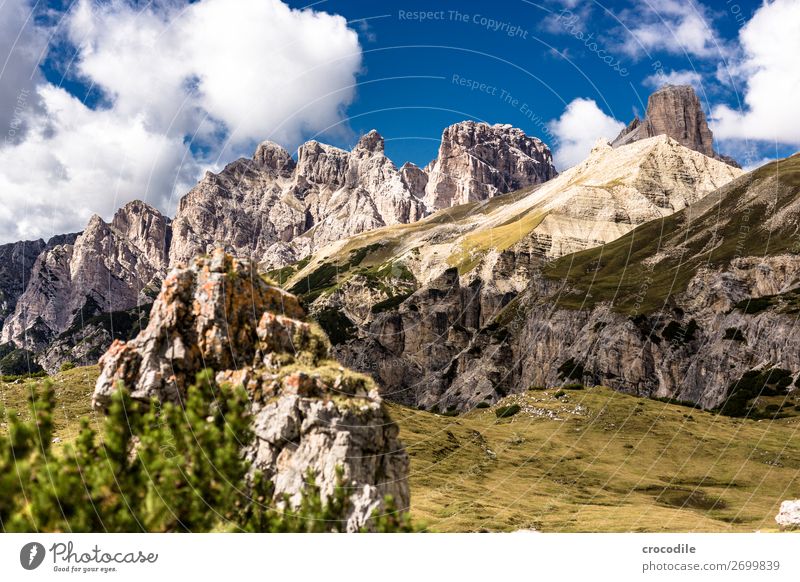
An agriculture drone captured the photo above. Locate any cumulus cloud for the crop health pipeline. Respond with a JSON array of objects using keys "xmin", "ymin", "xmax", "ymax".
[
  {"xmin": 547, "ymin": 98, "xmax": 625, "ymax": 170},
  {"xmin": 0, "ymin": 0, "xmax": 48, "ymax": 142},
  {"xmin": 0, "ymin": 0, "xmax": 362, "ymax": 243},
  {"xmin": 616, "ymin": 0, "xmax": 723, "ymax": 59},
  {"xmin": 710, "ymin": 0, "xmax": 800, "ymax": 145},
  {"xmin": 643, "ymin": 69, "xmax": 702, "ymax": 91}
]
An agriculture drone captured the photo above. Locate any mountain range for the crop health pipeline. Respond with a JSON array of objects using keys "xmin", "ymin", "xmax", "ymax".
[{"xmin": 6, "ymin": 84, "xmax": 798, "ymax": 422}]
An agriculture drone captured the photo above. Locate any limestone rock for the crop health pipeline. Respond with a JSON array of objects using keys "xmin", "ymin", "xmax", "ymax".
[
  {"xmin": 0, "ymin": 234, "xmax": 81, "ymax": 339},
  {"xmin": 0, "ymin": 239, "xmax": 46, "ymax": 334},
  {"xmin": 516, "ymin": 134, "xmax": 742, "ymax": 258},
  {"xmin": 424, "ymin": 121, "xmax": 557, "ymax": 209},
  {"xmin": 1, "ymin": 202, "xmax": 169, "ymax": 361},
  {"xmin": 169, "ymin": 131, "xmax": 426, "ymax": 269},
  {"xmin": 775, "ymin": 500, "xmax": 800, "ymax": 530},
  {"xmin": 169, "ymin": 123, "xmax": 558, "ymax": 269},
  {"xmin": 324, "ymin": 159, "xmax": 796, "ymax": 414},
  {"xmin": 399, "ymin": 162, "xmax": 428, "ymax": 198},
  {"xmin": 93, "ymin": 249, "xmax": 409, "ymax": 531},
  {"xmin": 253, "ymin": 141, "xmax": 296, "ymax": 176},
  {"xmin": 612, "ymin": 85, "xmax": 740, "ymax": 167}
]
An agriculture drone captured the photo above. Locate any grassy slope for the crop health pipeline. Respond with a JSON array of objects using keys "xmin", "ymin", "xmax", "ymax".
[
  {"xmin": 284, "ymin": 186, "xmax": 543, "ymax": 298},
  {"xmin": 4, "ymin": 367, "xmax": 798, "ymax": 532},
  {"xmin": 542, "ymin": 155, "xmax": 800, "ymax": 313},
  {"xmin": 0, "ymin": 366, "xmax": 102, "ymax": 443},
  {"xmin": 394, "ymin": 386, "xmax": 800, "ymax": 532}
]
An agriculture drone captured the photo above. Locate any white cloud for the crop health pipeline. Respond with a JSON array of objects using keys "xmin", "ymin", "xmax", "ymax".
[
  {"xmin": 0, "ymin": 84, "xmax": 193, "ymax": 242},
  {"xmin": 710, "ymin": 0, "xmax": 800, "ymax": 145},
  {"xmin": 0, "ymin": 0, "xmax": 48, "ymax": 141},
  {"xmin": 0, "ymin": 0, "xmax": 362, "ymax": 243},
  {"xmin": 617, "ymin": 0, "xmax": 723, "ymax": 59},
  {"xmin": 643, "ymin": 69, "xmax": 703, "ymax": 91},
  {"xmin": 547, "ymin": 98, "xmax": 625, "ymax": 170}
]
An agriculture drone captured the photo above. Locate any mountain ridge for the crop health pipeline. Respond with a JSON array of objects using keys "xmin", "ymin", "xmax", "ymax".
[{"xmin": 315, "ymin": 155, "xmax": 800, "ymax": 413}]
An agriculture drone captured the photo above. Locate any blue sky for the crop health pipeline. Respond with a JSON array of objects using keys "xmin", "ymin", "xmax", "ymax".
[
  {"xmin": 279, "ymin": 0, "xmax": 792, "ymax": 168},
  {"xmin": 1, "ymin": 0, "xmax": 798, "ymax": 243},
  {"xmin": 282, "ymin": 1, "xmax": 776, "ymax": 163}
]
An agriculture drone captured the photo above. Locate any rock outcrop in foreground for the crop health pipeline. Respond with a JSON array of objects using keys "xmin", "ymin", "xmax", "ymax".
[{"xmin": 93, "ymin": 249, "xmax": 409, "ymax": 531}]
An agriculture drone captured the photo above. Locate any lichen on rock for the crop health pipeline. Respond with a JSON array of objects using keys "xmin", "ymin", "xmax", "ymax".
[{"xmin": 93, "ymin": 248, "xmax": 409, "ymax": 531}]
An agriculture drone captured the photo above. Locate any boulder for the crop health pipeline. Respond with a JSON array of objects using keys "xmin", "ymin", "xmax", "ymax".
[{"xmin": 775, "ymin": 500, "xmax": 800, "ymax": 530}]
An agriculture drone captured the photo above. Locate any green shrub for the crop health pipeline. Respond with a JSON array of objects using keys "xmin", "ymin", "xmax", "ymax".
[
  {"xmin": 0, "ymin": 371, "xmax": 48, "ymax": 383},
  {"xmin": 371, "ymin": 292, "xmax": 413, "ymax": 314},
  {"xmin": 59, "ymin": 361, "xmax": 76, "ymax": 372},
  {"xmin": 475, "ymin": 401, "xmax": 491, "ymax": 409},
  {"xmin": 527, "ymin": 385, "xmax": 546, "ymax": 391},
  {"xmin": 554, "ymin": 390, "xmax": 567, "ymax": 399},
  {"xmin": 495, "ymin": 404, "xmax": 521, "ymax": 418},
  {"xmin": 653, "ymin": 396, "xmax": 701, "ymax": 409},
  {"xmin": 562, "ymin": 383, "xmax": 584, "ymax": 390},
  {"xmin": 313, "ymin": 308, "xmax": 356, "ymax": 346},
  {"xmin": 0, "ymin": 372, "xmax": 413, "ymax": 532}
]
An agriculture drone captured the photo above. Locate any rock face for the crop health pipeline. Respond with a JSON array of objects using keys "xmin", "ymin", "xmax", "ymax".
[
  {"xmin": 171, "ymin": 123, "xmax": 556, "ymax": 270},
  {"xmin": 0, "ymin": 239, "xmax": 46, "ymax": 334},
  {"xmin": 37, "ymin": 304, "xmax": 152, "ymax": 373},
  {"xmin": 485, "ymin": 135, "xmax": 741, "ymax": 260},
  {"xmin": 337, "ymin": 252, "xmax": 800, "ymax": 413},
  {"xmin": 309, "ymin": 156, "xmax": 800, "ymax": 412},
  {"xmin": 1, "ymin": 201, "xmax": 170, "ymax": 363},
  {"xmin": 0, "ymin": 234, "xmax": 81, "ymax": 340},
  {"xmin": 424, "ymin": 121, "xmax": 557, "ymax": 209},
  {"xmin": 169, "ymin": 130, "xmax": 427, "ymax": 269},
  {"xmin": 612, "ymin": 85, "xmax": 739, "ymax": 167},
  {"xmin": 93, "ymin": 249, "xmax": 409, "ymax": 531},
  {"xmin": 775, "ymin": 500, "xmax": 800, "ymax": 530}
]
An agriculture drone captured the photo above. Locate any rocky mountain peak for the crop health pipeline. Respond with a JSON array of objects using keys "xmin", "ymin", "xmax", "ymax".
[
  {"xmin": 424, "ymin": 120, "xmax": 558, "ymax": 209},
  {"xmin": 1, "ymin": 203, "xmax": 171, "ymax": 356},
  {"xmin": 93, "ymin": 249, "xmax": 409, "ymax": 531},
  {"xmin": 295, "ymin": 140, "xmax": 350, "ymax": 187},
  {"xmin": 399, "ymin": 161, "xmax": 428, "ymax": 198},
  {"xmin": 354, "ymin": 129, "xmax": 384, "ymax": 154},
  {"xmin": 612, "ymin": 84, "xmax": 739, "ymax": 167},
  {"xmin": 111, "ymin": 200, "xmax": 171, "ymax": 270},
  {"xmin": 253, "ymin": 140, "xmax": 296, "ymax": 175}
]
